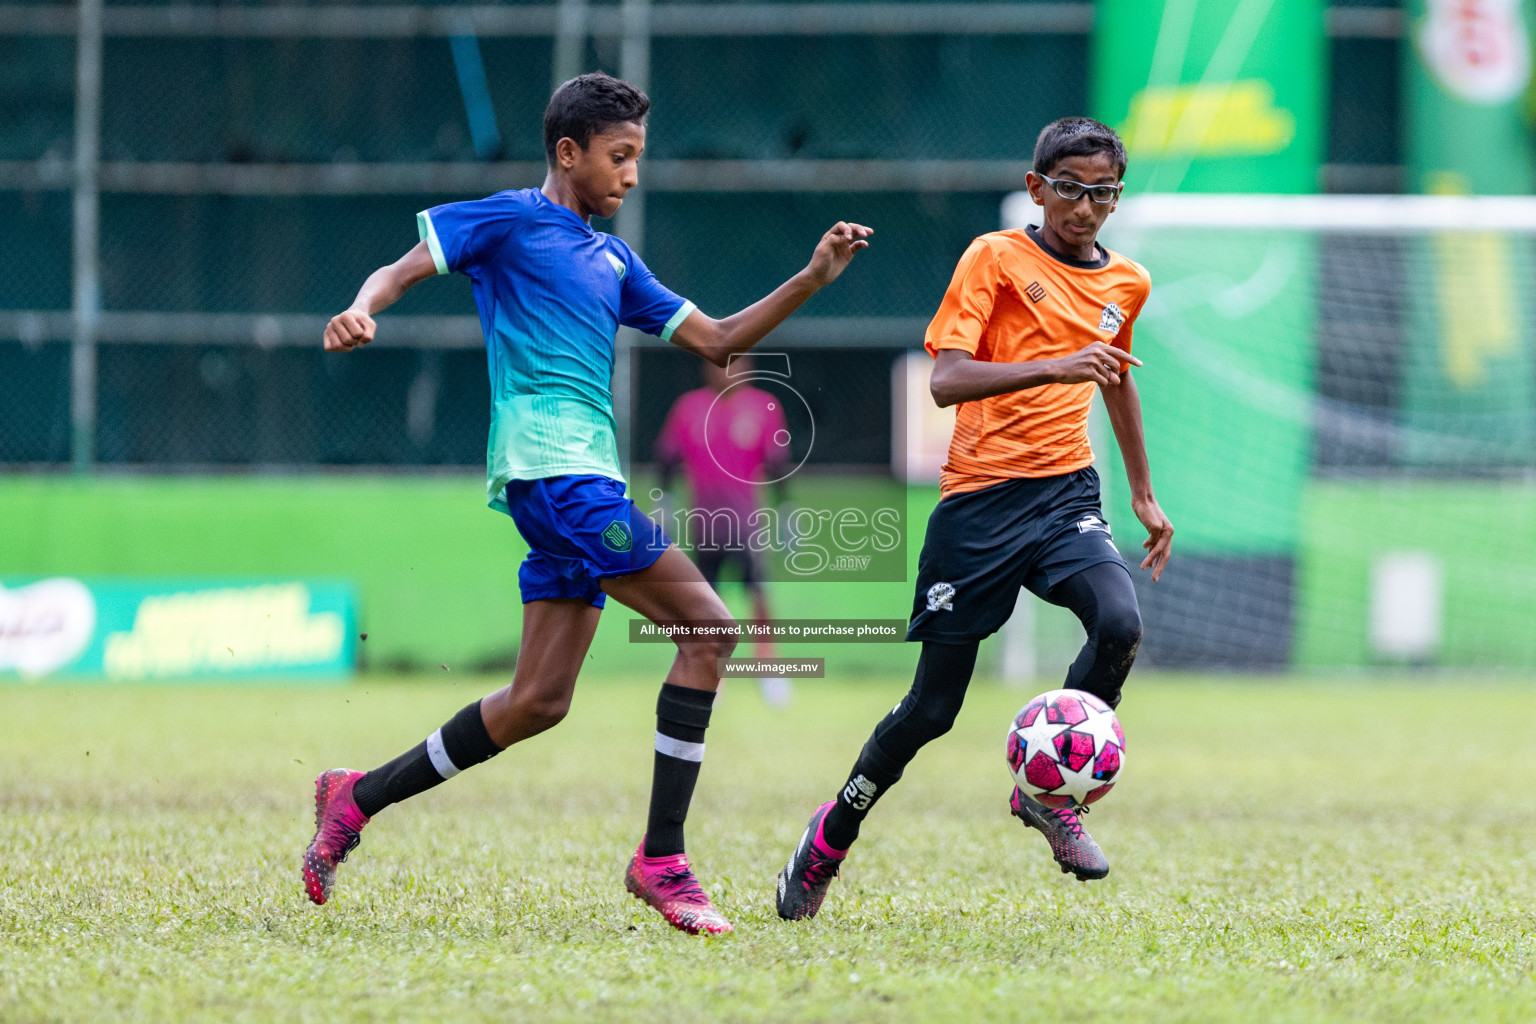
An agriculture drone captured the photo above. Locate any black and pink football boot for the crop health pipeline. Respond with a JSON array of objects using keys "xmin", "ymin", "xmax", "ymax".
[
  {"xmin": 1010, "ymin": 786, "xmax": 1109, "ymax": 881},
  {"xmin": 775, "ymin": 800, "xmax": 848, "ymax": 921}
]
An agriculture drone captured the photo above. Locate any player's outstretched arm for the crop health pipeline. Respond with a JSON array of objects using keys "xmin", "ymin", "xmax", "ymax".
[
  {"xmin": 929, "ymin": 342, "xmax": 1141, "ymax": 407},
  {"xmin": 1101, "ymin": 371, "xmax": 1173, "ymax": 581},
  {"xmin": 322, "ymin": 241, "xmax": 440, "ymax": 352},
  {"xmin": 668, "ymin": 222, "xmax": 872, "ymax": 366}
]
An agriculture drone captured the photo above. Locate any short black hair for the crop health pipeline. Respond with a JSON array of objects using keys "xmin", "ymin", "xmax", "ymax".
[
  {"xmin": 1032, "ymin": 117, "xmax": 1127, "ymax": 179},
  {"xmin": 543, "ymin": 72, "xmax": 650, "ymax": 164}
]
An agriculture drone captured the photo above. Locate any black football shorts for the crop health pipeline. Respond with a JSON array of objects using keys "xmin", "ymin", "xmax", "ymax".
[{"xmin": 906, "ymin": 467, "xmax": 1130, "ymax": 643}]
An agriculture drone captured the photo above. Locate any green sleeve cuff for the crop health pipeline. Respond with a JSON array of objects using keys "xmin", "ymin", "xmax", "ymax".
[
  {"xmin": 416, "ymin": 210, "xmax": 449, "ymax": 275},
  {"xmin": 660, "ymin": 301, "xmax": 697, "ymax": 343}
]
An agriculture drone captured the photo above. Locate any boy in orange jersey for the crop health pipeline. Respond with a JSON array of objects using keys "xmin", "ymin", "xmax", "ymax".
[{"xmin": 775, "ymin": 118, "xmax": 1174, "ymax": 919}]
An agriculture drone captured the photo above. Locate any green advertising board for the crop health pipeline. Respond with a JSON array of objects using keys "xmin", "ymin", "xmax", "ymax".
[
  {"xmin": 0, "ymin": 577, "xmax": 356, "ymax": 681},
  {"xmin": 1406, "ymin": 0, "xmax": 1533, "ymax": 196},
  {"xmin": 1403, "ymin": 0, "xmax": 1536, "ymax": 471},
  {"xmin": 1093, "ymin": 0, "xmax": 1324, "ymax": 194},
  {"xmin": 1092, "ymin": 0, "xmax": 1323, "ymax": 564}
]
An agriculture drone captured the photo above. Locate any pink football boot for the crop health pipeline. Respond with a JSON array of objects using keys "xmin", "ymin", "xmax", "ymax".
[
  {"xmin": 302, "ymin": 769, "xmax": 371, "ymax": 904},
  {"xmin": 624, "ymin": 840, "xmax": 734, "ymax": 935}
]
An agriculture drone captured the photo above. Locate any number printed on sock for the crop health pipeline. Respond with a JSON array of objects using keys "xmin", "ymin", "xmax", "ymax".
[{"xmin": 842, "ymin": 774, "xmax": 879, "ymax": 811}]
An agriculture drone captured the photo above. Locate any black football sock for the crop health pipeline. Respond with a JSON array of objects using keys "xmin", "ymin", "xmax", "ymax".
[
  {"xmin": 642, "ymin": 683, "xmax": 716, "ymax": 858},
  {"xmin": 820, "ymin": 735, "xmax": 906, "ymax": 852},
  {"xmin": 351, "ymin": 700, "xmax": 503, "ymax": 818}
]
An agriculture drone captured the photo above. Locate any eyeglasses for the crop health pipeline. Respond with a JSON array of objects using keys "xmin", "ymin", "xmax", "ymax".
[{"xmin": 1037, "ymin": 174, "xmax": 1123, "ymax": 204}]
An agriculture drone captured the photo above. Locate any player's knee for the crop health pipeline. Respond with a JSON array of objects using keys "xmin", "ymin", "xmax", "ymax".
[
  {"xmin": 680, "ymin": 621, "xmax": 737, "ymax": 663},
  {"xmin": 1098, "ymin": 604, "xmax": 1143, "ymax": 658},
  {"xmin": 913, "ymin": 713, "xmax": 957, "ymax": 745},
  {"xmin": 907, "ymin": 695, "xmax": 963, "ymax": 744},
  {"xmin": 525, "ymin": 694, "xmax": 572, "ymax": 733},
  {"xmin": 1092, "ymin": 605, "xmax": 1142, "ymax": 700},
  {"xmin": 506, "ymin": 687, "xmax": 572, "ymax": 735}
]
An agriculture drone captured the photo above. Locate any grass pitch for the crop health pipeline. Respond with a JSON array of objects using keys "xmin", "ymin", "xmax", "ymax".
[{"xmin": 3, "ymin": 674, "xmax": 1536, "ymax": 1022}]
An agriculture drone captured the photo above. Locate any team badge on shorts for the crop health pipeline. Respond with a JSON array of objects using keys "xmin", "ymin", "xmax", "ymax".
[
  {"xmin": 926, "ymin": 581, "xmax": 956, "ymax": 612},
  {"xmin": 1076, "ymin": 515, "xmax": 1111, "ymax": 535},
  {"xmin": 601, "ymin": 520, "xmax": 633, "ymax": 552},
  {"xmin": 1098, "ymin": 302, "xmax": 1125, "ymax": 335}
]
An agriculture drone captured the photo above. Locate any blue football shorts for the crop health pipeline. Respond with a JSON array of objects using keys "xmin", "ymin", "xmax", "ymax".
[{"xmin": 504, "ymin": 475, "xmax": 674, "ymax": 608}]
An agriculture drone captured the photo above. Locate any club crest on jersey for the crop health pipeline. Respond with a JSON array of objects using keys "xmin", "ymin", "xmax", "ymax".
[
  {"xmin": 601, "ymin": 520, "xmax": 633, "ymax": 552},
  {"xmin": 926, "ymin": 581, "xmax": 956, "ymax": 612},
  {"xmin": 1098, "ymin": 302, "xmax": 1125, "ymax": 335},
  {"xmin": 604, "ymin": 251, "xmax": 626, "ymax": 279}
]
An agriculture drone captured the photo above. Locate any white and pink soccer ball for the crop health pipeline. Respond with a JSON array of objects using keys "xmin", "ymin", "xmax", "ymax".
[{"xmin": 1006, "ymin": 689, "xmax": 1126, "ymax": 809}]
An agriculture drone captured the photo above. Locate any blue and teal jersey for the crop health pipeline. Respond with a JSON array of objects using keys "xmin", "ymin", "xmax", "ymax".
[{"xmin": 417, "ymin": 188, "xmax": 696, "ymax": 514}]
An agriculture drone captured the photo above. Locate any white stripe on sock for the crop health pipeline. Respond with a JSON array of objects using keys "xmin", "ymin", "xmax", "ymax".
[
  {"xmin": 425, "ymin": 728, "xmax": 461, "ymax": 779},
  {"xmin": 654, "ymin": 731, "xmax": 706, "ymax": 762}
]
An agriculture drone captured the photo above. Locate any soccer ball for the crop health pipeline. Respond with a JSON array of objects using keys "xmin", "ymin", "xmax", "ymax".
[{"xmin": 1006, "ymin": 689, "xmax": 1125, "ymax": 809}]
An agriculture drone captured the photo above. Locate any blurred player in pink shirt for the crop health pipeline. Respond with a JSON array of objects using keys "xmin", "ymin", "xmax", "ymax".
[{"xmin": 657, "ymin": 355, "xmax": 793, "ymax": 705}]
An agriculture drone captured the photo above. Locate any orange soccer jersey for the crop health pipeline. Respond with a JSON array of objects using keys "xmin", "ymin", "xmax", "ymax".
[{"xmin": 924, "ymin": 227, "xmax": 1151, "ymax": 498}]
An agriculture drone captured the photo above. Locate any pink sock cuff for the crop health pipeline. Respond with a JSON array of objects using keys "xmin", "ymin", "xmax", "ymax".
[
  {"xmin": 813, "ymin": 802, "xmax": 849, "ymax": 857},
  {"xmin": 635, "ymin": 842, "xmax": 691, "ymax": 870}
]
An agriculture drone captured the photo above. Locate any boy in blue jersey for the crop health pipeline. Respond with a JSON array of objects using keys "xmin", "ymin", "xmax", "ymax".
[{"xmin": 301, "ymin": 72, "xmax": 871, "ymax": 936}]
